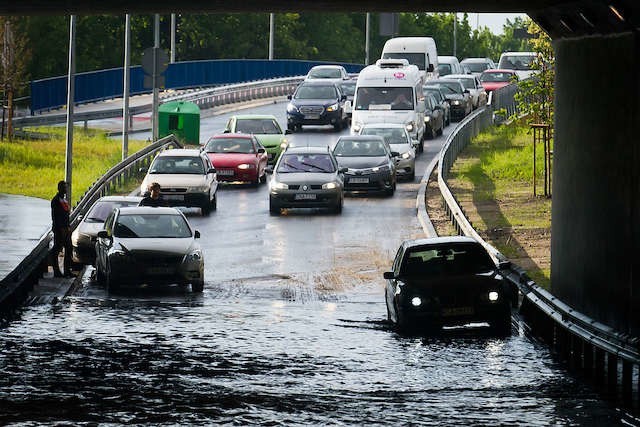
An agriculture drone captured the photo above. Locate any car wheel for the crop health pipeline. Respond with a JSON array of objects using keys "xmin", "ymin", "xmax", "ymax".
[
  {"xmin": 491, "ymin": 309, "xmax": 512, "ymax": 336},
  {"xmin": 201, "ymin": 202, "xmax": 211, "ymax": 216},
  {"xmin": 437, "ymin": 121, "xmax": 444, "ymax": 136},
  {"xmin": 333, "ymin": 123, "xmax": 342, "ymax": 132},
  {"xmin": 210, "ymin": 193, "xmax": 217, "ymax": 211},
  {"xmin": 333, "ymin": 198, "xmax": 343, "ymax": 214},
  {"xmin": 409, "ymin": 170, "xmax": 416, "ymax": 181},
  {"xmin": 287, "ymin": 124, "xmax": 296, "ymax": 133},
  {"xmin": 95, "ymin": 265, "xmax": 105, "ymax": 286},
  {"xmin": 192, "ymin": 280, "xmax": 204, "ymax": 293},
  {"xmin": 259, "ymin": 171, "xmax": 267, "ymax": 184},
  {"xmin": 105, "ymin": 267, "xmax": 118, "ymax": 293},
  {"xmin": 269, "ymin": 198, "xmax": 280, "ymax": 216}
]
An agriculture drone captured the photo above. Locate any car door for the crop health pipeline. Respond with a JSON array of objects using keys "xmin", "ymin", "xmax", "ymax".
[
  {"xmin": 254, "ymin": 137, "xmax": 268, "ymax": 177},
  {"xmin": 202, "ymin": 155, "xmax": 218, "ymax": 197},
  {"xmin": 95, "ymin": 210, "xmax": 116, "ymax": 273}
]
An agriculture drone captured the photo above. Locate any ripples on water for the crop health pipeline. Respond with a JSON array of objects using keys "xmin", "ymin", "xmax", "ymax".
[{"xmin": 0, "ymin": 279, "xmax": 630, "ymax": 425}]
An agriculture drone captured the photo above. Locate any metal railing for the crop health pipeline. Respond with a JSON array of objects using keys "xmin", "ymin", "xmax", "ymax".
[
  {"xmin": 0, "ymin": 134, "xmax": 182, "ymax": 320},
  {"xmin": 434, "ymin": 86, "xmax": 640, "ymax": 408}
]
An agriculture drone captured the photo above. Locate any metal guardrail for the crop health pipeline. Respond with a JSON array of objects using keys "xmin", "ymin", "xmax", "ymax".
[
  {"xmin": 0, "ymin": 134, "xmax": 182, "ymax": 321},
  {"xmin": 12, "ymin": 76, "xmax": 305, "ymax": 130},
  {"xmin": 434, "ymin": 87, "xmax": 640, "ymax": 406}
]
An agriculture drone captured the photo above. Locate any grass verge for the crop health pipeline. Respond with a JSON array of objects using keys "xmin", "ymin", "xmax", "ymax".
[
  {"xmin": 0, "ymin": 127, "xmax": 148, "ymax": 203},
  {"xmin": 446, "ymin": 121, "xmax": 552, "ymax": 288}
]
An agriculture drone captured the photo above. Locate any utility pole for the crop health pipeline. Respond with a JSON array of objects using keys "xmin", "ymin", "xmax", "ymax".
[
  {"xmin": 170, "ymin": 14, "xmax": 176, "ymax": 63},
  {"xmin": 269, "ymin": 13, "xmax": 274, "ymax": 60},
  {"xmin": 453, "ymin": 13, "xmax": 457, "ymax": 57},
  {"xmin": 122, "ymin": 14, "xmax": 131, "ymax": 160},
  {"xmin": 65, "ymin": 15, "xmax": 76, "ymax": 204},
  {"xmin": 152, "ymin": 14, "xmax": 160, "ymax": 142},
  {"xmin": 365, "ymin": 13, "xmax": 370, "ymax": 65}
]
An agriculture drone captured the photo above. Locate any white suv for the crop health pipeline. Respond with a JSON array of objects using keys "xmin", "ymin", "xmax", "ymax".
[{"xmin": 141, "ymin": 149, "xmax": 218, "ymax": 215}]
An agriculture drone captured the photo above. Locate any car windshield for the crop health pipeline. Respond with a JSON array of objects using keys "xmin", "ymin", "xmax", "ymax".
[
  {"xmin": 308, "ymin": 68, "xmax": 342, "ymax": 79},
  {"xmin": 150, "ymin": 156, "xmax": 204, "ymax": 174},
  {"xmin": 401, "ymin": 243, "xmax": 496, "ymax": 277},
  {"xmin": 360, "ymin": 128, "xmax": 409, "ymax": 145},
  {"xmin": 449, "ymin": 77, "xmax": 475, "ymax": 90},
  {"xmin": 354, "ymin": 87, "xmax": 414, "ymax": 111},
  {"xmin": 114, "ymin": 213, "xmax": 192, "ymax": 238},
  {"xmin": 205, "ymin": 137, "xmax": 255, "ymax": 154},
  {"xmin": 340, "ymin": 82, "xmax": 356, "ymax": 97},
  {"xmin": 381, "ymin": 52, "xmax": 426, "ymax": 70},
  {"xmin": 480, "ymin": 72, "xmax": 515, "ymax": 83},
  {"xmin": 499, "ymin": 55, "xmax": 535, "ymax": 70},
  {"xmin": 431, "ymin": 81, "xmax": 463, "ymax": 95},
  {"xmin": 424, "ymin": 87, "xmax": 443, "ymax": 102},
  {"xmin": 295, "ymin": 85, "xmax": 338, "ymax": 99},
  {"xmin": 85, "ymin": 200, "xmax": 139, "ymax": 222},
  {"xmin": 277, "ymin": 153, "xmax": 335, "ymax": 173},
  {"xmin": 463, "ymin": 62, "xmax": 490, "ymax": 72},
  {"xmin": 333, "ymin": 138, "xmax": 388, "ymax": 157},
  {"xmin": 235, "ymin": 119, "xmax": 281, "ymax": 134},
  {"xmin": 437, "ymin": 63, "xmax": 452, "ymax": 75}
]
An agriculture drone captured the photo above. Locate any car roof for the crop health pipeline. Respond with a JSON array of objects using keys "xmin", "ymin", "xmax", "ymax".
[
  {"xmin": 481, "ymin": 69, "xmax": 517, "ymax": 74},
  {"xmin": 401, "ymin": 236, "xmax": 480, "ymax": 250},
  {"xmin": 156, "ymin": 148, "xmax": 203, "ymax": 157},
  {"xmin": 361, "ymin": 122, "xmax": 406, "ymax": 129},
  {"xmin": 232, "ymin": 114, "xmax": 278, "ymax": 120},
  {"xmin": 461, "ymin": 57, "xmax": 492, "ymax": 63},
  {"xmin": 298, "ymin": 80, "xmax": 339, "ymax": 87},
  {"xmin": 283, "ymin": 146, "xmax": 332, "ymax": 155},
  {"xmin": 209, "ymin": 133, "xmax": 253, "ymax": 140},
  {"xmin": 95, "ymin": 195, "xmax": 143, "ymax": 202},
  {"xmin": 444, "ymin": 74, "xmax": 475, "ymax": 79},
  {"xmin": 117, "ymin": 206, "xmax": 183, "ymax": 215},
  {"xmin": 309, "ymin": 65, "xmax": 344, "ymax": 70},
  {"xmin": 438, "ymin": 56, "xmax": 459, "ymax": 62},
  {"xmin": 337, "ymin": 135, "xmax": 385, "ymax": 142}
]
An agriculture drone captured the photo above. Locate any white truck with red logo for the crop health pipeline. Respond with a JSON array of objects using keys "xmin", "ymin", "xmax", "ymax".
[{"xmin": 350, "ymin": 59, "xmax": 426, "ymax": 151}]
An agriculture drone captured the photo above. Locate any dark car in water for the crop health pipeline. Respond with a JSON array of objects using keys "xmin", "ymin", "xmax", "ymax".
[
  {"xmin": 286, "ymin": 80, "xmax": 348, "ymax": 132},
  {"xmin": 384, "ymin": 236, "xmax": 514, "ymax": 335}
]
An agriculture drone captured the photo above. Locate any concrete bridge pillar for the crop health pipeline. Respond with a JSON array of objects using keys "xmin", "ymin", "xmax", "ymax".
[{"xmin": 552, "ymin": 31, "xmax": 640, "ymax": 335}]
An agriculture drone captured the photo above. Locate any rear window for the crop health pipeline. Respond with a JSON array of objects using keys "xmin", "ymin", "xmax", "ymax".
[
  {"xmin": 499, "ymin": 55, "xmax": 536, "ymax": 70},
  {"xmin": 114, "ymin": 213, "xmax": 192, "ymax": 238}
]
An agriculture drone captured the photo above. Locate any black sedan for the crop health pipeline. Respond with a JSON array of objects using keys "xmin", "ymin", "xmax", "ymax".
[
  {"xmin": 384, "ymin": 236, "xmax": 514, "ymax": 334},
  {"xmin": 332, "ymin": 135, "xmax": 398, "ymax": 196},
  {"xmin": 427, "ymin": 78, "xmax": 473, "ymax": 121},
  {"xmin": 286, "ymin": 80, "xmax": 348, "ymax": 132}
]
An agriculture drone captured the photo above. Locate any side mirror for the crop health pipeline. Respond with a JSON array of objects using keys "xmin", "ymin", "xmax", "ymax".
[
  {"xmin": 257, "ymin": 148, "xmax": 266, "ymax": 154},
  {"xmin": 223, "ymin": 129, "xmax": 230, "ymax": 133},
  {"xmin": 339, "ymin": 167, "xmax": 348, "ymax": 173},
  {"xmin": 284, "ymin": 129, "xmax": 292, "ymax": 135},
  {"xmin": 97, "ymin": 230, "xmax": 109, "ymax": 239},
  {"xmin": 208, "ymin": 167, "xmax": 216, "ymax": 174},
  {"xmin": 194, "ymin": 230, "xmax": 200, "ymax": 239},
  {"xmin": 265, "ymin": 166, "xmax": 274, "ymax": 174},
  {"xmin": 390, "ymin": 151, "xmax": 400, "ymax": 157},
  {"xmin": 139, "ymin": 166, "xmax": 148, "ymax": 173},
  {"xmin": 287, "ymin": 94, "xmax": 293, "ymax": 100},
  {"xmin": 427, "ymin": 64, "xmax": 434, "ymax": 72},
  {"xmin": 341, "ymin": 94, "xmax": 347, "ymax": 101},
  {"xmin": 498, "ymin": 260, "xmax": 512, "ymax": 270},
  {"xmin": 383, "ymin": 271, "xmax": 395, "ymax": 280}
]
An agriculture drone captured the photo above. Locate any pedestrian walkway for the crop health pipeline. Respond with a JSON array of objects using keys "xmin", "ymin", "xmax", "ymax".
[{"xmin": 0, "ymin": 194, "xmax": 50, "ymax": 281}]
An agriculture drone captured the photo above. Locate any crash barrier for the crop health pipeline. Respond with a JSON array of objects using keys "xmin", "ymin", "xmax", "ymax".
[
  {"xmin": 12, "ymin": 76, "xmax": 305, "ymax": 130},
  {"xmin": 436, "ymin": 99, "xmax": 640, "ymax": 411},
  {"xmin": 0, "ymin": 135, "xmax": 182, "ymax": 322}
]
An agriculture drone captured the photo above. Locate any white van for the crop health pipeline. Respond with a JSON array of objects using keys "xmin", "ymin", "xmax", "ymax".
[
  {"xmin": 498, "ymin": 52, "xmax": 538, "ymax": 80},
  {"xmin": 381, "ymin": 37, "xmax": 439, "ymax": 82},
  {"xmin": 437, "ymin": 56, "xmax": 463, "ymax": 76},
  {"xmin": 351, "ymin": 59, "xmax": 426, "ymax": 150}
]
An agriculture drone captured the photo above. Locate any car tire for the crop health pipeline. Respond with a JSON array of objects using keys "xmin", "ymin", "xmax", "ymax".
[
  {"xmin": 192, "ymin": 280, "xmax": 204, "ymax": 293},
  {"xmin": 95, "ymin": 265, "xmax": 105, "ymax": 286},
  {"xmin": 409, "ymin": 170, "xmax": 416, "ymax": 181},
  {"xmin": 491, "ymin": 309, "xmax": 512, "ymax": 336},
  {"xmin": 105, "ymin": 267, "xmax": 118, "ymax": 293},
  {"xmin": 210, "ymin": 193, "xmax": 217, "ymax": 211},
  {"xmin": 437, "ymin": 122, "xmax": 444, "ymax": 136},
  {"xmin": 259, "ymin": 171, "xmax": 267, "ymax": 184},
  {"xmin": 333, "ymin": 198, "xmax": 343, "ymax": 214},
  {"xmin": 287, "ymin": 124, "xmax": 296, "ymax": 133},
  {"xmin": 269, "ymin": 198, "xmax": 280, "ymax": 216},
  {"xmin": 201, "ymin": 202, "xmax": 211, "ymax": 216},
  {"xmin": 333, "ymin": 123, "xmax": 342, "ymax": 132}
]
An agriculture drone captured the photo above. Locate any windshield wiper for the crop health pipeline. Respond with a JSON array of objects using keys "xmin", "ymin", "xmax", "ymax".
[{"xmin": 299, "ymin": 161, "xmax": 331, "ymax": 172}]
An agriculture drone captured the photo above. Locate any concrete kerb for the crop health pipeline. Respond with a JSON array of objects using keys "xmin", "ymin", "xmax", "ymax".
[{"xmin": 416, "ymin": 155, "xmax": 439, "ymax": 238}]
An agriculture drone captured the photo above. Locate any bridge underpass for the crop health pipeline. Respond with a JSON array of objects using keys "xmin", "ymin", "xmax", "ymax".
[{"xmin": 6, "ymin": 0, "xmax": 638, "ymax": 340}]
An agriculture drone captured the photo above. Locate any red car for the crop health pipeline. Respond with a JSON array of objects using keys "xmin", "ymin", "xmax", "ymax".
[
  {"xmin": 202, "ymin": 133, "xmax": 268, "ymax": 184},
  {"xmin": 479, "ymin": 69, "xmax": 519, "ymax": 93}
]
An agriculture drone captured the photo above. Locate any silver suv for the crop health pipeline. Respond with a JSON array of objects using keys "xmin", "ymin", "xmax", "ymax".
[{"xmin": 141, "ymin": 149, "xmax": 218, "ymax": 215}]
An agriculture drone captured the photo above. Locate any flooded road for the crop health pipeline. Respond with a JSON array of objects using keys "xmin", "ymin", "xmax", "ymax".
[{"xmin": 0, "ymin": 103, "xmax": 632, "ymax": 425}]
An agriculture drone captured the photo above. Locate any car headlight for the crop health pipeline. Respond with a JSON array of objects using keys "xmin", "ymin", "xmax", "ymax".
[
  {"xmin": 424, "ymin": 116, "xmax": 431, "ymax": 123},
  {"xmin": 405, "ymin": 122, "xmax": 415, "ymax": 132},
  {"xmin": 352, "ymin": 123, "xmax": 362, "ymax": 133},
  {"xmin": 237, "ymin": 163, "xmax": 255, "ymax": 170},
  {"xmin": 322, "ymin": 182, "xmax": 338, "ymax": 189},
  {"xmin": 326, "ymin": 103, "xmax": 339, "ymax": 112},
  {"xmin": 280, "ymin": 140, "xmax": 288, "ymax": 150},
  {"xmin": 411, "ymin": 296, "xmax": 422, "ymax": 307},
  {"xmin": 184, "ymin": 249, "xmax": 203, "ymax": 263},
  {"xmin": 286, "ymin": 103, "xmax": 299, "ymax": 113},
  {"xmin": 452, "ymin": 100, "xmax": 461, "ymax": 105},
  {"xmin": 488, "ymin": 291, "xmax": 500, "ymax": 302},
  {"xmin": 271, "ymin": 181, "xmax": 288, "ymax": 190},
  {"xmin": 372, "ymin": 165, "xmax": 390, "ymax": 172},
  {"xmin": 188, "ymin": 185, "xmax": 210, "ymax": 193},
  {"xmin": 401, "ymin": 151, "xmax": 411, "ymax": 160}
]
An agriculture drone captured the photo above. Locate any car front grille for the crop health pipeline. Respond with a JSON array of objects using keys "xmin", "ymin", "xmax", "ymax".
[{"xmin": 299, "ymin": 106, "xmax": 324, "ymax": 115}]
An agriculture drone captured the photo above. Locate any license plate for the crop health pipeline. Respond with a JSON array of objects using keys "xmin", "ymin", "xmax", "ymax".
[
  {"xmin": 294, "ymin": 193, "xmax": 316, "ymax": 200},
  {"xmin": 164, "ymin": 195, "xmax": 184, "ymax": 201},
  {"xmin": 146, "ymin": 266, "xmax": 174, "ymax": 275},
  {"xmin": 442, "ymin": 307, "xmax": 474, "ymax": 316},
  {"xmin": 217, "ymin": 169, "xmax": 234, "ymax": 176},
  {"xmin": 304, "ymin": 114, "xmax": 320, "ymax": 120},
  {"xmin": 350, "ymin": 177, "xmax": 369, "ymax": 184}
]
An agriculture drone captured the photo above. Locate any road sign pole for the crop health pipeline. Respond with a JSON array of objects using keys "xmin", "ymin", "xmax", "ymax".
[
  {"xmin": 122, "ymin": 14, "xmax": 131, "ymax": 160},
  {"xmin": 65, "ymin": 15, "xmax": 76, "ymax": 204},
  {"xmin": 152, "ymin": 14, "xmax": 160, "ymax": 142}
]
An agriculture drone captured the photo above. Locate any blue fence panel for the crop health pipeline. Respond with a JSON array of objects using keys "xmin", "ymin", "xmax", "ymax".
[{"xmin": 29, "ymin": 59, "xmax": 365, "ymax": 113}]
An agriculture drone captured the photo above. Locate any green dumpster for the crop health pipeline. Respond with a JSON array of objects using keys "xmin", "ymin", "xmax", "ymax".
[{"xmin": 158, "ymin": 101, "xmax": 200, "ymax": 145}]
